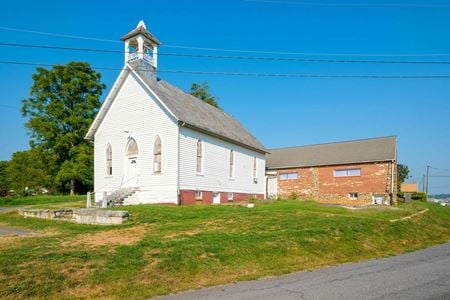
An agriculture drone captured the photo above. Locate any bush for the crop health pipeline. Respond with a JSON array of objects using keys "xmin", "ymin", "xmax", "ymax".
[{"xmin": 412, "ymin": 192, "xmax": 427, "ymax": 202}]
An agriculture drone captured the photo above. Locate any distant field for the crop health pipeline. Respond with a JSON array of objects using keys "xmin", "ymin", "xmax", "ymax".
[
  {"xmin": 0, "ymin": 198, "xmax": 449, "ymax": 299},
  {"xmin": 0, "ymin": 195, "xmax": 85, "ymax": 208}
]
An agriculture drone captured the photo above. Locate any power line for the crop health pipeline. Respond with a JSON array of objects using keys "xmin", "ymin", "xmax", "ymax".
[
  {"xmin": 2, "ymin": 25, "xmax": 450, "ymax": 57},
  {"xmin": 0, "ymin": 26, "xmax": 120, "ymax": 44},
  {"xmin": 2, "ymin": 42, "xmax": 450, "ymax": 65},
  {"xmin": 1, "ymin": 60, "xmax": 450, "ymax": 79},
  {"xmin": 430, "ymin": 166, "xmax": 450, "ymax": 171},
  {"xmin": 244, "ymin": 0, "xmax": 450, "ymax": 8}
]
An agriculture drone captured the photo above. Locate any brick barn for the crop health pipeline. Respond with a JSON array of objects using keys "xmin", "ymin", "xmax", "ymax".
[{"xmin": 266, "ymin": 137, "xmax": 397, "ymax": 205}]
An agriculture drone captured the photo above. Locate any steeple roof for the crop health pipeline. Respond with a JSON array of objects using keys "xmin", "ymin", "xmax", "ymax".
[{"xmin": 120, "ymin": 20, "xmax": 161, "ymax": 45}]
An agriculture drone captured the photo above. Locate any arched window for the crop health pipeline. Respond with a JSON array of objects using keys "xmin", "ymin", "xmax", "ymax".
[
  {"xmin": 126, "ymin": 138, "xmax": 139, "ymax": 156},
  {"xmin": 196, "ymin": 140, "xmax": 203, "ymax": 174},
  {"xmin": 253, "ymin": 156, "xmax": 257, "ymax": 179},
  {"xmin": 229, "ymin": 150, "xmax": 234, "ymax": 178},
  {"xmin": 106, "ymin": 144, "xmax": 112, "ymax": 175},
  {"xmin": 153, "ymin": 135, "xmax": 162, "ymax": 173}
]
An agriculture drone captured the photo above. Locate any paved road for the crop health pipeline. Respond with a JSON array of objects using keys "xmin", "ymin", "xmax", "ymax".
[
  {"xmin": 0, "ymin": 207, "xmax": 34, "ymax": 236},
  {"xmin": 158, "ymin": 242, "xmax": 450, "ymax": 300},
  {"xmin": 0, "ymin": 226, "xmax": 33, "ymax": 236}
]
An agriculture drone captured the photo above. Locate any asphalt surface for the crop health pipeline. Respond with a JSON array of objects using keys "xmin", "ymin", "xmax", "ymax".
[
  {"xmin": 0, "ymin": 226, "xmax": 33, "ymax": 236},
  {"xmin": 0, "ymin": 207, "xmax": 34, "ymax": 236},
  {"xmin": 158, "ymin": 242, "xmax": 450, "ymax": 300}
]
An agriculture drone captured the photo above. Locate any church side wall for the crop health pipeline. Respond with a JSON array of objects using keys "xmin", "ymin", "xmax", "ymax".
[
  {"xmin": 94, "ymin": 72, "xmax": 178, "ymax": 204},
  {"xmin": 178, "ymin": 127, "xmax": 266, "ymax": 204}
]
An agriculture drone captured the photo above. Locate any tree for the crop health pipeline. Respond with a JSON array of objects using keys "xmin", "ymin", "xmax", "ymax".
[
  {"xmin": 6, "ymin": 148, "xmax": 54, "ymax": 195},
  {"xmin": 22, "ymin": 62, "xmax": 105, "ymax": 195},
  {"xmin": 0, "ymin": 161, "xmax": 9, "ymax": 197},
  {"xmin": 190, "ymin": 82, "xmax": 220, "ymax": 108},
  {"xmin": 397, "ymin": 164, "xmax": 410, "ymax": 189}
]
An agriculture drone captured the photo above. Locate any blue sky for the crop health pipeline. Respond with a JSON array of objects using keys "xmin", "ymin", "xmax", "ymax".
[{"xmin": 1, "ymin": 0, "xmax": 449, "ymax": 193}]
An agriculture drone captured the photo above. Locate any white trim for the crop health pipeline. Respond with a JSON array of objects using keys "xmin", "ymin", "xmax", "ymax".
[
  {"xmin": 126, "ymin": 64, "xmax": 178, "ymax": 121},
  {"xmin": 85, "ymin": 64, "xmax": 179, "ymax": 140},
  {"xmin": 85, "ymin": 67, "xmax": 130, "ymax": 140}
]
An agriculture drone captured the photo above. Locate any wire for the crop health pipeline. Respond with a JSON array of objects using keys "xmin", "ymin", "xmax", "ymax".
[
  {"xmin": 2, "ymin": 25, "xmax": 450, "ymax": 57},
  {"xmin": 0, "ymin": 26, "xmax": 120, "ymax": 43},
  {"xmin": 244, "ymin": 0, "xmax": 450, "ymax": 8},
  {"xmin": 1, "ymin": 60, "xmax": 450, "ymax": 79},
  {"xmin": 0, "ymin": 104, "xmax": 19, "ymax": 110},
  {"xmin": 430, "ymin": 166, "xmax": 450, "ymax": 171},
  {"xmin": 2, "ymin": 42, "xmax": 450, "ymax": 65}
]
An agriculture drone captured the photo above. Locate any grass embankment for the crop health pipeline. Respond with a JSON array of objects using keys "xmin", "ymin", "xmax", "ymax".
[
  {"xmin": 0, "ymin": 198, "xmax": 449, "ymax": 299},
  {"xmin": 0, "ymin": 195, "xmax": 85, "ymax": 208}
]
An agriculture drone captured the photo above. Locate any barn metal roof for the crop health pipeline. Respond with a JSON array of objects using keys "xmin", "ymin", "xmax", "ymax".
[{"xmin": 266, "ymin": 136, "xmax": 397, "ymax": 169}]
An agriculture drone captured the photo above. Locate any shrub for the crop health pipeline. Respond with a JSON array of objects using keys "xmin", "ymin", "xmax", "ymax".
[{"xmin": 412, "ymin": 192, "xmax": 427, "ymax": 202}]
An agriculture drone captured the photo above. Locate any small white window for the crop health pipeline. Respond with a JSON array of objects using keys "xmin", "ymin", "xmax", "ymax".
[
  {"xmin": 153, "ymin": 135, "xmax": 162, "ymax": 173},
  {"xmin": 334, "ymin": 168, "xmax": 361, "ymax": 177},
  {"xmin": 229, "ymin": 150, "xmax": 234, "ymax": 178},
  {"xmin": 253, "ymin": 157, "xmax": 257, "ymax": 179},
  {"xmin": 196, "ymin": 140, "xmax": 203, "ymax": 174},
  {"xmin": 349, "ymin": 193, "xmax": 358, "ymax": 200},
  {"xmin": 106, "ymin": 143, "xmax": 112, "ymax": 175},
  {"xmin": 195, "ymin": 191, "xmax": 203, "ymax": 200},
  {"xmin": 279, "ymin": 172, "xmax": 298, "ymax": 180},
  {"xmin": 227, "ymin": 192, "xmax": 234, "ymax": 201}
]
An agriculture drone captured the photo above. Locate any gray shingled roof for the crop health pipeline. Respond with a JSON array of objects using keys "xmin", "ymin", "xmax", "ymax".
[
  {"xmin": 120, "ymin": 25, "xmax": 161, "ymax": 45},
  {"xmin": 266, "ymin": 136, "xmax": 396, "ymax": 169},
  {"xmin": 134, "ymin": 70, "xmax": 267, "ymax": 153}
]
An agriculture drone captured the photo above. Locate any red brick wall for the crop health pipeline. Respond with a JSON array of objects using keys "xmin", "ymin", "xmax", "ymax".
[
  {"xmin": 318, "ymin": 163, "xmax": 389, "ymax": 194},
  {"xmin": 276, "ymin": 161, "xmax": 396, "ymax": 205},
  {"xmin": 180, "ymin": 190, "xmax": 263, "ymax": 205}
]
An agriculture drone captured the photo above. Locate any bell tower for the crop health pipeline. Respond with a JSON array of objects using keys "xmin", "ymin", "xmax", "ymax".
[{"xmin": 121, "ymin": 21, "xmax": 161, "ymax": 78}]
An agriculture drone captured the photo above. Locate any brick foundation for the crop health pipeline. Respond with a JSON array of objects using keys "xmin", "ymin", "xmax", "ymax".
[
  {"xmin": 274, "ymin": 161, "xmax": 397, "ymax": 205},
  {"xmin": 179, "ymin": 190, "xmax": 263, "ymax": 205}
]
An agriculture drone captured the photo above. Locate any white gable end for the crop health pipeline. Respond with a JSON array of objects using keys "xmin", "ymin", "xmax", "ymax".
[{"xmin": 93, "ymin": 71, "xmax": 179, "ymax": 204}]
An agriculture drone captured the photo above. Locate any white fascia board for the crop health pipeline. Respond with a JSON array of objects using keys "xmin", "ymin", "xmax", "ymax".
[{"xmin": 85, "ymin": 66, "xmax": 130, "ymax": 140}]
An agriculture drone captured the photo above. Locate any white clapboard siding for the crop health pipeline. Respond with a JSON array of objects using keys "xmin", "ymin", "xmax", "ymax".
[
  {"xmin": 94, "ymin": 72, "xmax": 179, "ymax": 203},
  {"xmin": 179, "ymin": 127, "xmax": 266, "ymax": 194}
]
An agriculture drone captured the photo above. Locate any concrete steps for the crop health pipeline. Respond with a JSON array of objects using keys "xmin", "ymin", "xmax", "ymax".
[{"xmin": 95, "ymin": 187, "xmax": 139, "ymax": 207}]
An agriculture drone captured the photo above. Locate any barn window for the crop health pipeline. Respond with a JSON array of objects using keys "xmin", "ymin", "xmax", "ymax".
[
  {"xmin": 229, "ymin": 150, "xmax": 234, "ymax": 178},
  {"xmin": 279, "ymin": 172, "xmax": 298, "ymax": 180},
  {"xmin": 153, "ymin": 135, "xmax": 162, "ymax": 173},
  {"xmin": 196, "ymin": 140, "xmax": 203, "ymax": 174},
  {"xmin": 195, "ymin": 190, "xmax": 203, "ymax": 200},
  {"xmin": 106, "ymin": 144, "xmax": 112, "ymax": 175},
  {"xmin": 126, "ymin": 138, "xmax": 139, "ymax": 156},
  {"xmin": 334, "ymin": 168, "xmax": 361, "ymax": 177},
  {"xmin": 227, "ymin": 192, "xmax": 234, "ymax": 201},
  {"xmin": 253, "ymin": 157, "xmax": 257, "ymax": 179},
  {"xmin": 349, "ymin": 193, "xmax": 358, "ymax": 200}
]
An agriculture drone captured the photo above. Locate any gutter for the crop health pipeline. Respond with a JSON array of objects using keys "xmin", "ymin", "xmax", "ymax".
[{"xmin": 180, "ymin": 122, "xmax": 268, "ymax": 155}]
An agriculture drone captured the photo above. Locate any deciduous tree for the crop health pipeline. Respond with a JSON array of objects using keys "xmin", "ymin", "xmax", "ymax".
[
  {"xmin": 22, "ymin": 62, "xmax": 105, "ymax": 195},
  {"xmin": 190, "ymin": 82, "xmax": 220, "ymax": 108}
]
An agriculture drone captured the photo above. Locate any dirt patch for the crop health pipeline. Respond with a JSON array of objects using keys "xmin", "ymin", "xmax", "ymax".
[
  {"xmin": 164, "ymin": 228, "xmax": 202, "ymax": 239},
  {"xmin": 62, "ymin": 225, "xmax": 147, "ymax": 248},
  {"xmin": 0, "ymin": 229, "xmax": 59, "ymax": 248}
]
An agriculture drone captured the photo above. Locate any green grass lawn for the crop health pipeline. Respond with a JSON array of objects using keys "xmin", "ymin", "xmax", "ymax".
[
  {"xmin": 0, "ymin": 198, "xmax": 449, "ymax": 299},
  {"xmin": 0, "ymin": 195, "xmax": 85, "ymax": 208}
]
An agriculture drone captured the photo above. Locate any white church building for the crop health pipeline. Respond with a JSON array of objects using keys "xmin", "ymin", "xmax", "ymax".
[{"xmin": 85, "ymin": 21, "xmax": 268, "ymax": 206}]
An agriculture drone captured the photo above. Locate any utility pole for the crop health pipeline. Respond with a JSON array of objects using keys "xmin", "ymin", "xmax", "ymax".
[
  {"xmin": 422, "ymin": 174, "xmax": 426, "ymax": 192},
  {"xmin": 425, "ymin": 165, "xmax": 430, "ymax": 195}
]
